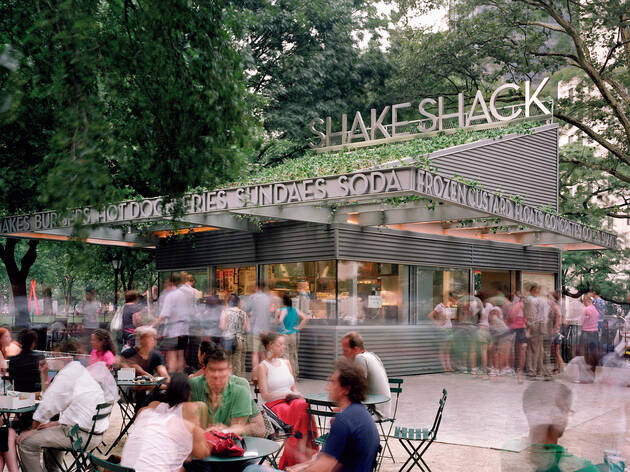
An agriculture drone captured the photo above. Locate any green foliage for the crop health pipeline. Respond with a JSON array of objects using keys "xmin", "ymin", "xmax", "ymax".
[{"xmin": 229, "ymin": 122, "xmax": 540, "ymax": 186}]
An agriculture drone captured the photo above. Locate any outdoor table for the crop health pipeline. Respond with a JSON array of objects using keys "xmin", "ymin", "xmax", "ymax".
[
  {"xmin": 0, "ymin": 404, "xmax": 38, "ymax": 425},
  {"xmin": 200, "ymin": 437, "xmax": 281, "ymax": 466},
  {"xmin": 304, "ymin": 392, "xmax": 390, "ymax": 413},
  {"xmin": 105, "ymin": 377, "xmax": 167, "ymax": 455}
]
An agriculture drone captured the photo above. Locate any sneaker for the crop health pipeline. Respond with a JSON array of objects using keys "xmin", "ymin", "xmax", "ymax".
[
  {"xmin": 488, "ymin": 368, "xmax": 499, "ymax": 377},
  {"xmin": 471, "ymin": 368, "xmax": 482, "ymax": 376},
  {"xmin": 501, "ymin": 368, "xmax": 515, "ymax": 376}
]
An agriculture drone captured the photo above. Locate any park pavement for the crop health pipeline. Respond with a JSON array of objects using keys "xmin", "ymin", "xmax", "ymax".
[{"xmin": 103, "ymin": 372, "xmax": 628, "ymax": 471}]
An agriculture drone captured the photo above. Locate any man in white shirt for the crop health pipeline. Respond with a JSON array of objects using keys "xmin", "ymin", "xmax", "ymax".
[
  {"xmin": 524, "ymin": 283, "xmax": 550, "ymax": 378},
  {"xmin": 159, "ymin": 272, "xmax": 193, "ymax": 372},
  {"xmin": 17, "ymin": 362, "xmax": 109, "ymax": 472},
  {"xmin": 341, "ymin": 331, "xmax": 391, "ymax": 418}
]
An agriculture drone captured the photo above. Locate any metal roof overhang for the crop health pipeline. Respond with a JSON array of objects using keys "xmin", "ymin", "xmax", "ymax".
[{"xmin": 0, "ymin": 165, "xmax": 617, "ymax": 251}]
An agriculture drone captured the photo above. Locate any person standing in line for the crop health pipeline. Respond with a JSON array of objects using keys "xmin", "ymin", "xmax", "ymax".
[
  {"xmin": 244, "ymin": 284, "xmax": 272, "ymax": 382},
  {"xmin": 579, "ymin": 294, "xmax": 600, "ymax": 363},
  {"xmin": 181, "ymin": 274, "xmax": 203, "ymax": 371},
  {"xmin": 341, "ymin": 331, "xmax": 391, "ymax": 419},
  {"xmin": 121, "ymin": 290, "xmax": 143, "ymax": 350},
  {"xmin": 79, "ymin": 287, "xmax": 99, "ymax": 335},
  {"xmin": 220, "ymin": 294, "xmax": 249, "ymax": 378},
  {"xmin": 548, "ymin": 292, "xmax": 566, "ymax": 375},
  {"xmin": 159, "ymin": 272, "xmax": 192, "ymax": 372},
  {"xmin": 506, "ymin": 293, "xmax": 528, "ymax": 383},
  {"xmin": 524, "ymin": 283, "xmax": 549, "ymax": 379},
  {"xmin": 428, "ymin": 292, "xmax": 457, "ymax": 373},
  {"xmin": 276, "ymin": 294, "xmax": 308, "ymax": 378},
  {"xmin": 591, "ymin": 290, "xmax": 606, "ymax": 334}
]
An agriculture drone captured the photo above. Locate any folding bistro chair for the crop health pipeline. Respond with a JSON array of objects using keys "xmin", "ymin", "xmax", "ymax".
[
  {"xmin": 393, "ymin": 389, "xmax": 447, "ymax": 472},
  {"xmin": 261, "ymin": 403, "xmax": 303, "ymax": 468},
  {"xmin": 305, "ymin": 398, "xmax": 334, "ymax": 447},
  {"xmin": 88, "ymin": 452, "xmax": 135, "ymax": 472},
  {"xmin": 375, "ymin": 378, "xmax": 403, "ymax": 468},
  {"xmin": 48, "ymin": 401, "xmax": 115, "ymax": 472}
]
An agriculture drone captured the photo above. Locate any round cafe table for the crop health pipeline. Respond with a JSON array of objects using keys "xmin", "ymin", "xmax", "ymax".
[
  {"xmin": 200, "ymin": 437, "xmax": 281, "ymax": 464},
  {"xmin": 304, "ymin": 392, "xmax": 390, "ymax": 409}
]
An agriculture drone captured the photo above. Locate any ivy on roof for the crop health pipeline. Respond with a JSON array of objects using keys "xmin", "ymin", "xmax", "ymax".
[{"xmin": 224, "ymin": 121, "xmax": 542, "ymax": 188}]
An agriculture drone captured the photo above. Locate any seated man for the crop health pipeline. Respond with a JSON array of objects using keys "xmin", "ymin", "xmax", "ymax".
[
  {"xmin": 245, "ymin": 358, "xmax": 381, "ymax": 472},
  {"xmin": 341, "ymin": 331, "xmax": 391, "ymax": 418},
  {"xmin": 191, "ymin": 340, "xmax": 266, "ymax": 437},
  {"xmin": 16, "ymin": 361, "xmax": 109, "ymax": 472},
  {"xmin": 119, "ymin": 326, "xmax": 169, "ymax": 380}
]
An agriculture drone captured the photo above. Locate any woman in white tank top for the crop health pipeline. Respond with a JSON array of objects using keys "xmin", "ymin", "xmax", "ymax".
[
  {"xmin": 257, "ymin": 332, "xmax": 316, "ymax": 468},
  {"xmin": 121, "ymin": 374, "xmax": 210, "ymax": 472}
]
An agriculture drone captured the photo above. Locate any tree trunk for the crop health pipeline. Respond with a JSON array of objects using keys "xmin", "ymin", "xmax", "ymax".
[{"xmin": 0, "ymin": 239, "xmax": 39, "ymax": 328}]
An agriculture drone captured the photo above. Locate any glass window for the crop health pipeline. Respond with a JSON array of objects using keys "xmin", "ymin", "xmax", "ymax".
[
  {"xmin": 158, "ymin": 269, "xmax": 209, "ymax": 296},
  {"xmin": 214, "ymin": 266, "xmax": 256, "ymax": 299},
  {"xmin": 262, "ymin": 261, "xmax": 336, "ymax": 323},
  {"xmin": 337, "ymin": 261, "xmax": 408, "ymax": 325},
  {"xmin": 410, "ymin": 267, "xmax": 470, "ymax": 323},
  {"xmin": 521, "ymin": 272, "xmax": 556, "ymax": 296}
]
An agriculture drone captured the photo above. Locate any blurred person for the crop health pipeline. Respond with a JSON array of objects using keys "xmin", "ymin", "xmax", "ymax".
[
  {"xmin": 201, "ymin": 295, "xmax": 223, "ymax": 345},
  {"xmin": 220, "ymin": 294, "xmax": 249, "ymax": 378},
  {"xmin": 16, "ymin": 361, "xmax": 109, "ymax": 472},
  {"xmin": 428, "ymin": 293, "xmax": 457, "ymax": 372},
  {"xmin": 475, "ymin": 292, "xmax": 493, "ymax": 379},
  {"xmin": 8, "ymin": 330, "xmax": 46, "ymax": 393},
  {"xmin": 159, "ymin": 272, "xmax": 192, "ymax": 372},
  {"xmin": 182, "ymin": 274, "xmax": 203, "ymax": 372},
  {"xmin": 501, "ymin": 380, "xmax": 597, "ymax": 471},
  {"xmin": 549, "ymin": 292, "xmax": 565, "ymax": 374},
  {"xmin": 524, "ymin": 283, "xmax": 550, "ymax": 379},
  {"xmin": 121, "ymin": 290, "xmax": 143, "ymax": 349},
  {"xmin": 257, "ymin": 332, "xmax": 316, "ymax": 468},
  {"xmin": 189, "ymin": 341, "xmax": 266, "ymax": 438},
  {"xmin": 453, "ymin": 294, "xmax": 482, "ymax": 375},
  {"xmin": 506, "ymin": 292, "xmax": 527, "ymax": 383},
  {"xmin": 121, "ymin": 373, "xmax": 211, "ymax": 472},
  {"xmin": 79, "ymin": 287, "xmax": 99, "ymax": 333},
  {"xmin": 591, "ymin": 290, "xmax": 606, "ymax": 332},
  {"xmin": 244, "ymin": 284, "xmax": 272, "ymax": 382},
  {"xmin": 120, "ymin": 326, "xmax": 169, "ymax": 380},
  {"xmin": 579, "ymin": 294, "xmax": 600, "ymax": 365},
  {"xmin": 341, "ymin": 331, "xmax": 391, "ymax": 418},
  {"xmin": 489, "ymin": 305, "xmax": 513, "ymax": 376},
  {"xmin": 244, "ymin": 358, "xmax": 380, "ymax": 472},
  {"xmin": 296, "ymin": 281, "xmax": 311, "ymax": 319},
  {"xmin": 0, "ymin": 327, "xmax": 21, "ymax": 371},
  {"xmin": 89, "ymin": 328, "xmax": 117, "ymax": 367},
  {"xmin": 276, "ymin": 294, "xmax": 308, "ymax": 378},
  {"xmin": 0, "ymin": 424, "xmax": 19, "ymax": 472}
]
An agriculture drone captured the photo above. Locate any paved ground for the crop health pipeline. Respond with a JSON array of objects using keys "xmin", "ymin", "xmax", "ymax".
[{"xmin": 103, "ymin": 371, "xmax": 629, "ymax": 471}]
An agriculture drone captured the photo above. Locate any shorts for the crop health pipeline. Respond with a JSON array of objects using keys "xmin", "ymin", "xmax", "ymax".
[
  {"xmin": 552, "ymin": 332, "xmax": 564, "ymax": 344},
  {"xmin": 493, "ymin": 332, "xmax": 514, "ymax": 348},
  {"xmin": 0, "ymin": 427, "xmax": 7, "ymax": 453},
  {"xmin": 513, "ymin": 328, "xmax": 527, "ymax": 345},
  {"xmin": 161, "ymin": 335, "xmax": 188, "ymax": 351},
  {"xmin": 252, "ymin": 334, "xmax": 264, "ymax": 353},
  {"xmin": 477, "ymin": 328, "xmax": 492, "ymax": 344}
]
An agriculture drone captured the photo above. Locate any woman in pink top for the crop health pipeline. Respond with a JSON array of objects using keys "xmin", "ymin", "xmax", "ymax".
[
  {"xmin": 579, "ymin": 295, "xmax": 599, "ymax": 361},
  {"xmin": 89, "ymin": 329, "xmax": 117, "ymax": 367},
  {"xmin": 506, "ymin": 294, "xmax": 527, "ymax": 383}
]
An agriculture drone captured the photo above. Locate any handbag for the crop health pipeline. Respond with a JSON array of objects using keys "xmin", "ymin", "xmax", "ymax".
[
  {"xmin": 109, "ymin": 306, "xmax": 123, "ymax": 331},
  {"xmin": 205, "ymin": 431, "xmax": 246, "ymax": 457}
]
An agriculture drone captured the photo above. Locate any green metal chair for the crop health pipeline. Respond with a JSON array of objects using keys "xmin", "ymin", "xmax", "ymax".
[
  {"xmin": 393, "ymin": 389, "xmax": 447, "ymax": 472},
  {"xmin": 375, "ymin": 378, "xmax": 403, "ymax": 468},
  {"xmin": 88, "ymin": 452, "xmax": 135, "ymax": 472},
  {"xmin": 305, "ymin": 398, "xmax": 335, "ymax": 447},
  {"xmin": 48, "ymin": 401, "xmax": 115, "ymax": 472}
]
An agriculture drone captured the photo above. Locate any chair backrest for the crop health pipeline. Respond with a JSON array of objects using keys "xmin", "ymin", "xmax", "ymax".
[
  {"xmin": 84, "ymin": 401, "xmax": 115, "ymax": 447},
  {"xmin": 388, "ymin": 378, "xmax": 403, "ymax": 419},
  {"xmin": 429, "ymin": 389, "xmax": 447, "ymax": 437},
  {"xmin": 88, "ymin": 453, "xmax": 135, "ymax": 472}
]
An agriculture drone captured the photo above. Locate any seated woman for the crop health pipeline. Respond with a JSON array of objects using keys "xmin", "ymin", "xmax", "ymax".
[
  {"xmin": 89, "ymin": 329, "xmax": 117, "ymax": 367},
  {"xmin": 120, "ymin": 326, "xmax": 169, "ymax": 380},
  {"xmin": 8, "ymin": 330, "xmax": 47, "ymax": 393},
  {"xmin": 121, "ymin": 373, "xmax": 210, "ymax": 472},
  {"xmin": 256, "ymin": 332, "xmax": 317, "ymax": 468}
]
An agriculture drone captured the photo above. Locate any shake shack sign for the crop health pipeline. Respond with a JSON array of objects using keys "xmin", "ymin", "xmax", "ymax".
[
  {"xmin": 309, "ymin": 79, "xmax": 551, "ymax": 152},
  {"xmin": 0, "ymin": 165, "xmax": 616, "ymax": 249}
]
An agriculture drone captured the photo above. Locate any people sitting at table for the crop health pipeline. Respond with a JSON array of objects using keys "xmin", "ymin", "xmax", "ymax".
[
  {"xmin": 121, "ymin": 373, "xmax": 211, "ymax": 472},
  {"xmin": 89, "ymin": 328, "xmax": 117, "ymax": 367},
  {"xmin": 341, "ymin": 331, "xmax": 391, "ymax": 418},
  {"xmin": 0, "ymin": 327, "xmax": 21, "ymax": 372},
  {"xmin": 16, "ymin": 361, "xmax": 110, "ymax": 472},
  {"xmin": 257, "ymin": 332, "xmax": 316, "ymax": 468},
  {"xmin": 245, "ymin": 358, "xmax": 381, "ymax": 472},
  {"xmin": 120, "ymin": 326, "xmax": 169, "ymax": 380},
  {"xmin": 8, "ymin": 330, "xmax": 47, "ymax": 393}
]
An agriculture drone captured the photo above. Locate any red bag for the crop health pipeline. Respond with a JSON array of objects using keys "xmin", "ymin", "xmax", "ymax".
[{"xmin": 205, "ymin": 431, "xmax": 246, "ymax": 457}]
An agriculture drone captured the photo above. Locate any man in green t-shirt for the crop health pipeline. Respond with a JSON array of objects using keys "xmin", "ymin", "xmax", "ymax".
[{"xmin": 189, "ymin": 347, "xmax": 252, "ymax": 431}]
